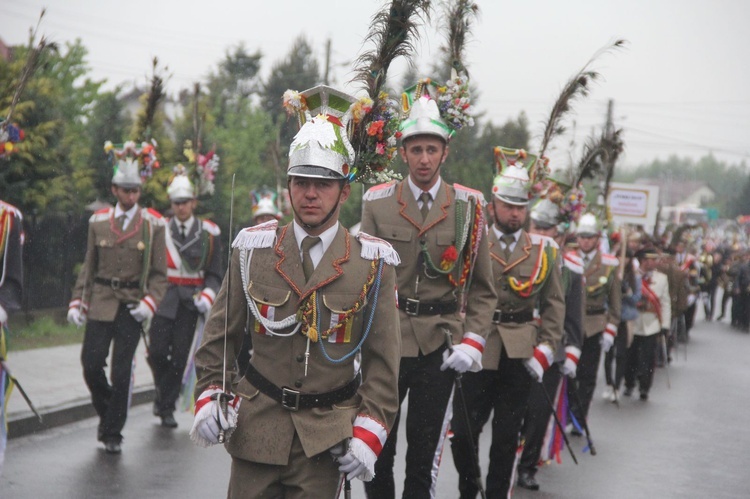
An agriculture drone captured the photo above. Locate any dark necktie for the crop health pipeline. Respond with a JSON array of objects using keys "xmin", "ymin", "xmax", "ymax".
[
  {"xmin": 583, "ymin": 254, "xmax": 591, "ymax": 267},
  {"xmin": 301, "ymin": 236, "xmax": 321, "ymax": 281},
  {"xmin": 180, "ymin": 223, "xmax": 187, "ymax": 239},
  {"xmin": 419, "ymin": 192, "xmax": 431, "ymax": 221},
  {"xmin": 117, "ymin": 214, "xmax": 127, "ymax": 231},
  {"xmin": 501, "ymin": 234, "xmax": 515, "ymax": 260}
]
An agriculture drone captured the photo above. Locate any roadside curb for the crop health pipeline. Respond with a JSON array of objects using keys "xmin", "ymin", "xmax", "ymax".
[{"xmin": 8, "ymin": 387, "xmax": 156, "ymax": 439}]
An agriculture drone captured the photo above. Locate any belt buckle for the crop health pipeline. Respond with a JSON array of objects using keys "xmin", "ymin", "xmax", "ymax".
[
  {"xmin": 492, "ymin": 310, "xmax": 502, "ymax": 324},
  {"xmin": 405, "ymin": 298, "xmax": 420, "ymax": 316},
  {"xmin": 110, "ymin": 277, "xmax": 121, "ymax": 290},
  {"xmin": 281, "ymin": 387, "xmax": 301, "ymax": 411}
]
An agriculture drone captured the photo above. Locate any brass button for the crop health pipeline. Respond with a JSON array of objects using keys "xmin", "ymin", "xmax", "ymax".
[
  {"xmin": 296, "ymin": 354, "xmax": 304, "ymax": 363},
  {"xmin": 294, "ymin": 379, "xmax": 303, "ymax": 388}
]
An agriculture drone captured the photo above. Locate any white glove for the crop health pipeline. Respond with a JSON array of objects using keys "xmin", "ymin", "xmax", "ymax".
[
  {"xmin": 600, "ymin": 323, "xmax": 617, "ymax": 353},
  {"xmin": 561, "ymin": 346, "xmax": 581, "ymax": 378},
  {"xmin": 337, "ymin": 448, "xmax": 368, "ymax": 481},
  {"xmin": 524, "ymin": 343, "xmax": 554, "ymax": 382},
  {"xmin": 67, "ymin": 306, "xmax": 86, "ymax": 327},
  {"xmin": 193, "ymin": 290, "xmax": 213, "ymax": 314},
  {"xmin": 330, "ymin": 436, "xmax": 377, "ymax": 482},
  {"xmin": 0, "ymin": 304, "xmax": 7, "ymax": 324},
  {"xmin": 440, "ymin": 344, "xmax": 474, "ymax": 373},
  {"xmin": 189, "ymin": 387, "xmax": 240, "ymax": 447},
  {"xmin": 129, "ymin": 298, "xmax": 155, "ymax": 323}
]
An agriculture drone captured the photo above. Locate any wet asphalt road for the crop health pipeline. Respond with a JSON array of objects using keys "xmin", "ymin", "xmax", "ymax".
[{"xmin": 3, "ymin": 315, "xmax": 749, "ymax": 498}]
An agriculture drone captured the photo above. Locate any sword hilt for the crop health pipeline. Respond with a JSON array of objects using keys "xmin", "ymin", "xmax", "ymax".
[{"xmin": 212, "ymin": 391, "xmax": 234, "ymax": 444}]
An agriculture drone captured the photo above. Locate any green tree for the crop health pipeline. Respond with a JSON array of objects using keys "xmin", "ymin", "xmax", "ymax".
[
  {"xmin": 262, "ymin": 36, "xmax": 322, "ymax": 149},
  {"xmin": 205, "ymin": 43, "xmax": 263, "ymax": 128},
  {"xmin": 0, "ymin": 39, "xmax": 103, "ymax": 214}
]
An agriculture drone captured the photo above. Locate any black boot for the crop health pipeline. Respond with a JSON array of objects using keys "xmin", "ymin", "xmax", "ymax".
[{"xmin": 517, "ymin": 470, "xmax": 540, "ymax": 491}]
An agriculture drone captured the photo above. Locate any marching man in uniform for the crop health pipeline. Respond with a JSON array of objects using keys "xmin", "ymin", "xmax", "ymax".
[
  {"xmin": 68, "ymin": 153, "xmax": 167, "ymax": 454},
  {"xmin": 148, "ymin": 173, "xmax": 222, "ymax": 428},
  {"xmin": 190, "ymin": 85, "xmax": 401, "ymax": 497},
  {"xmin": 625, "ymin": 246, "xmax": 671, "ymax": 400},
  {"xmin": 450, "ymin": 149, "xmax": 565, "ymax": 498},
  {"xmin": 569, "ymin": 213, "xmax": 621, "ymax": 429},
  {"xmin": 517, "ymin": 192, "xmax": 585, "ymax": 491},
  {"xmin": 361, "ymin": 79, "xmax": 496, "ymax": 499}
]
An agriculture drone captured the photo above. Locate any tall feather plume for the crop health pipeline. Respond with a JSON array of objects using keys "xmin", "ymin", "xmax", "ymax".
[
  {"xmin": 538, "ymin": 39, "xmax": 626, "ymax": 159},
  {"xmin": 574, "ymin": 133, "xmax": 608, "ymax": 186},
  {"xmin": 349, "ymin": 0, "xmax": 431, "ymax": 183},
  {"xmin": 134, "ymin": 57, "xmax": 167, "ymax": 142},
  {"xmin": 441, "ymin": 0, "xmax": 480, "ymax": 76},
  {"xmin": 352, "ymin": 0, "xmax": 431, "ymax": 99},
  {"xmin": 3, "ymin": 9, "xmax": 55, "ymax": 125},
  {"xmin": 601, "ymin": 127, "xmax": 624, "ymax": 201}
]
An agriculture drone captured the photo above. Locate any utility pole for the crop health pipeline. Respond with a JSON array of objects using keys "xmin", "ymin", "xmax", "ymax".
[{"xmin": 324, "ymin": 39, "xmax": 331, "ymax": 85}]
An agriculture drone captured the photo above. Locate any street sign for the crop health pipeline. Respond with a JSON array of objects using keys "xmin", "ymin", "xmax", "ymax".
[{"xmin": 607, "ymin": 182, "xmax": 660, "ymax": 232}]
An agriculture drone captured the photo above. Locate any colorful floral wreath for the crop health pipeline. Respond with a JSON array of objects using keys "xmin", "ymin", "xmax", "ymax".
[
  {"xmin": 349, "ymin": 92, "xmax": 403, "ymax": 184},
  {"xmin": 183, "ymin": 140, "xmax": 219, "ymax": 196}
]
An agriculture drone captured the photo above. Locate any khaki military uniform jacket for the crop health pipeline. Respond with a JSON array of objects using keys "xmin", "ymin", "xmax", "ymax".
[
  {"xmin": 360, "ymin": 179, "xmax": 496, "ymax": 361},
  {"xmin": 658, "ymin": 260, "xmax": 689, "ymax": 317},
  {"xmin": 580, "ymin": 250, "xmax": 622, "ymax": 337},
  {"xmin": 483, "ymin": 229, "xmax": 565, "ymax": 368},
  {"xmin": 71, "ymin": 206, "xmax": 167, "ymax": 321},
  {"xmin": 194, "ymin": 221, "xmax": 401, "ymax": 466}
]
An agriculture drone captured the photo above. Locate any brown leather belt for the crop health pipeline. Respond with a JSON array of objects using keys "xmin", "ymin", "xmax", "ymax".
[
  {"xmin": 244, "ymin": 363, "xmax": 361, "ymax": 412},
  {"xmin": 397, "ymin": 297, "xmax": 458, "ymax": 316}
]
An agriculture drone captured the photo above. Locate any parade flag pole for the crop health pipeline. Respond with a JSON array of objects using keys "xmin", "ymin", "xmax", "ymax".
[
  {"xmin": 0, "ymin": 359, "xmax": 42, "ymax": 423},
  {"xmin": 569, "ymin": 378, "xmax": 597, "ymax": 456},
  {"xmin": 541, "ymin": 380, "xmax": 579, "ymax": 464}
]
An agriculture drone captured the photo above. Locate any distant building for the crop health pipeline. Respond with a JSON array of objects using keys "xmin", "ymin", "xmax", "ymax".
[
  {"xmin": 0, "ymin": 37, "xmax": 13, "ymax": 61},
  {"xmin": 635, "ymin": 178, "xmax": 715, "ymax": 208}
]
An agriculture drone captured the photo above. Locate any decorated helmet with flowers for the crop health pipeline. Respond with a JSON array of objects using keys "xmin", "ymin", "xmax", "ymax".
[
  {"xmin": 400, "ymin": 72, "xmax": 474, "ymax": 143},
  {"xmin": 250, "ymin": 187, "xmax": 283, "ymax": 221},
  {"xmin": 167, "ymin": 167, "xmax": 196, "ymax": 202},
  {"xmin": 283, "ymin": 85, "xmax": 357, "ymax": 181},
  {"xmin": 491, "ymin": 147, "xmax": 537, "ymax": 206},
  {"xmin": 105, "ymin": 139, "xmax": 160, "ymax": 188}
]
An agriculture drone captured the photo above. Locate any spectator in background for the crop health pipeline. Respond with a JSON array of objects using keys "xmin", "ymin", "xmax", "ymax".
[{"xmin": 603, "ymin": 250, "xmax": 641, "ymax": 402}]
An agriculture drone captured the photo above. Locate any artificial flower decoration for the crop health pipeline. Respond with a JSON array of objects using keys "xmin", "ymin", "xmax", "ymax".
[
  {"xmin": 350, "ymin": 92, "xmax": 403, "ymax": 184},
  {"xmin": 437, "ymin": 72, "xmax": 474, "ymax": 131},
  {"xmin": 440, "ymin": 245, "xmax": 459, "ymax": 270},
  {"xmin": 104, "ymin": 139, "xmax": 160, "ymax": 179},
  {"xmin": 0, "ymin": 122, "xmax": 25, "ymax": 159}
]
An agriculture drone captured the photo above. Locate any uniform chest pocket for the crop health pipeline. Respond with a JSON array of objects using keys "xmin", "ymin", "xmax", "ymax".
[
  {"xmin": 436, "ymin": 230, "xmax": 455, "ymax": 247},
  {"xmin": 321, "ymin": 293, "xmax": 365, "ymax": 344},
  {"xmin": 247, "ymin": 281, "xmax": 291, "ymax": 306},
  {"xmin": 247, "ymin": 282, "xmax": 293, "ymax": 336},
  {"xmin": 380, "ymin": 224, "xmax": 412, "ymax": 243}
]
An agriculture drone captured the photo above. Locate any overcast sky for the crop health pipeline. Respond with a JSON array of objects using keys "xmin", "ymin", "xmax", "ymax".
[{"xmin": 2, "ymin": 0, "xmax": 748, "ymax": 170}]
